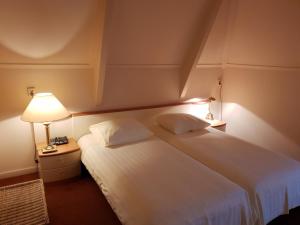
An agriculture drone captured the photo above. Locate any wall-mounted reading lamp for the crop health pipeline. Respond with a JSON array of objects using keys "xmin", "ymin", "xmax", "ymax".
[{"xmin": 205, "ymin": 96, "xmax": 216, "ymax": 120}]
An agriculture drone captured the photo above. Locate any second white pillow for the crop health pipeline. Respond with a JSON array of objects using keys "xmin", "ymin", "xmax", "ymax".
[{"xmin": 156, "ymin": 113, "xmax": 210, "ymax": 134}]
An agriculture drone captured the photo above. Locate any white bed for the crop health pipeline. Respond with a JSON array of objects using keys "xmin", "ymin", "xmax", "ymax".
[
  {"xmin": 152, "ymin": 125, "xmax": 300, "ymax": 225},
  {"xmin": 79, "ymin": 134, "xmax": 253, "ymax": 225}
]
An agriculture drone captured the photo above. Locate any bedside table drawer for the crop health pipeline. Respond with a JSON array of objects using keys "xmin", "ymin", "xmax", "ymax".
[
  {"xmin": 39, "ymin": 150, "xmax": 81, "ymax": 170},
  {"xmin": 40, "ymin": 163, "xmax": 81, "ymax": 183}
]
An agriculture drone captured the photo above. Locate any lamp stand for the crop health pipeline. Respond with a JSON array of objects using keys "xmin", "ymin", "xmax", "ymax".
[
  {"xmin": 205, "ymin": 101, "xmax": 214, "ymax": 121},
  {"xmin": 42, "ymin": 122, "xmax": 57, "ymax": 153},
  {"xmin": 206, "ymin": 112, "xmax": 214, "ymax": 120}
]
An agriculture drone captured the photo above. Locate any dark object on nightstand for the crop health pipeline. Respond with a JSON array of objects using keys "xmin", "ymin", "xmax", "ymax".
[{"xmin": 50, "ymin": 136, "xmax": 69, "ymax": 145}]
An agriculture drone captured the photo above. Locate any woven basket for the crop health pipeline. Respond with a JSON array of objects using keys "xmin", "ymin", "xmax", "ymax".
[{"xmin": 0, "ymin": 179, "xmax": 49, "ymax": 225}]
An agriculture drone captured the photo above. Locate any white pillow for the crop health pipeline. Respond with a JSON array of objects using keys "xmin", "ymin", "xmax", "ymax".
[
  {"xmin": 156, "ymin": 113, "xmax": 210, "ymax": 134},
  {"xmin": 89, "ymin": 118, "xmax": 153, "ymax": 147}
]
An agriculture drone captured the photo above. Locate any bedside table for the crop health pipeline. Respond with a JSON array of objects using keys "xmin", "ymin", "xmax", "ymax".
[
  {"xmin": 36, "ymin": 138, "xmax": 81, "ymax": 183},
  {"xmin": 210, "ymin": 120, "xmax": 226, "ymax": 131}
]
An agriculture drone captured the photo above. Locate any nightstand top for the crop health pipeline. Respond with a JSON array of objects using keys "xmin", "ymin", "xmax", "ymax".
[
  {"xmin": 210, "ymin": 120, "xmax": 226, "ymax": 127},
  {"xmin": 37, "ymin": 138, "xmax": 79, "ymax": 157}
]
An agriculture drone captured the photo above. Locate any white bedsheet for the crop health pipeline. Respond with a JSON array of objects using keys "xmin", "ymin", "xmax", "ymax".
[
  {"xmin": 79, "ymin": 134, "xmax": 253, "ymax": 225},
  {"xmin": 152, "ymin": 126, "xmax": 300, "ymax": 225}
]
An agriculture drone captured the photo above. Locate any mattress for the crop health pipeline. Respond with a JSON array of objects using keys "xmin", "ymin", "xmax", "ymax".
[
  {"xmin": 152, "ymin": 125, "xmax": 300, "ymax": 225},
  {"xmin": 79, "ymin": 134, "xmax": 253, "ymax": 225}
]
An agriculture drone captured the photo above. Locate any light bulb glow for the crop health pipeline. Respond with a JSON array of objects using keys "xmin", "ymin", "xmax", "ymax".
[{"xmin": 21, "ymin": 93, "xmax": 70, "ymax": 123}]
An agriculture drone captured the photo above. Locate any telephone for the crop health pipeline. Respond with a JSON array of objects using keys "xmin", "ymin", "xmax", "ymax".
[{"xmin": 50, "ymin": 136, "xmax": 69, "ymax": 145}]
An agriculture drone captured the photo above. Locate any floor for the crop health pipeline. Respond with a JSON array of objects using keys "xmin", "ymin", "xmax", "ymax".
[
  {"xmin": 1, "ymin": 169, "xmax": 300, "ymax": 225},
  {"xmin": 0, "ymin": 170, "xmax": 121, "ymax": 225}
]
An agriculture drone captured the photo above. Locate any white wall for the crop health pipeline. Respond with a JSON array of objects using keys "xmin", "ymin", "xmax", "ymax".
[
  {"xmin": 0, "ymin": 0, "xmax": 103, "ymax": 178},
  {"xmin": 226, "ymin": 0, "xmax": 299, "ymax": 67},
  {"xmin": 222, "ymin": 0, "xmax": 300, "ymax": 160},
  {"xmin": 0, "ymin": 0, "xmax": 227, "ymax": 178},
  {"xmin": 223, "ymin": 67, "xmax": 300, "ymax": 160},
  {"xmin": 0, "ymin": 117, "xmax": 36, "ymax": 177},
  {"xmin": 0, "ymin": 67, "xmax": 97, "ymax": 179},
  {"xmin": 3, "ymin": 0, "xmax": 299, "ymax": 177}
]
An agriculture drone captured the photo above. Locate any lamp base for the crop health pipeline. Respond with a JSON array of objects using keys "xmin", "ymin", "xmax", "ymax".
[
  {"xmin": 205, "ymin": 112, "xmax": 214, "ymax": 121},
  {"xmin": 42, "ymin": 145, "xmax": 57, "ymax": 154}
]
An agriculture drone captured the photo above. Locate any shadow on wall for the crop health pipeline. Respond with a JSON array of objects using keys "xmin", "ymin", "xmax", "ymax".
[
  {"xmin": 223, "ymin": 102, "xmax": 300, "ymax": 161},
  {"xmin": 222, "ymin": 67, "xmax": 300, "ymax": 146},
  {"xmin": 0, "ymin": 112, "xmax": 23, "ymax": 123},
  {"xmin": 0, "ymin": 0, "xmax": 96, "ymax": 59},
  {"xmin": 0, "ymin": 67, "xmax": 95, "ymax": 122},
  {"xmin": 0, "ymin": 0, "xmax": 100, "ymax": 120},
  {"xmin": 221, "ymin": 68, "xmax": 300, "ymax": 159}
]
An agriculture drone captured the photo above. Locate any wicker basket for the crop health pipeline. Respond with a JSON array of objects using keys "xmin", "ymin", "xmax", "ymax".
[{"xmin": 0, "ymin": 179, "xmax": 49, "ymax": 225}]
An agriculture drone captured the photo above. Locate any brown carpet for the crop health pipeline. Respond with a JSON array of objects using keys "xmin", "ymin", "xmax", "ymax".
[
  {"xmin": 1, "ymin": 170, "xmax": 299, "ymax": 225},
  {"xmin": 0, "ymin": 172, "xmax": 121, "ymax": 225}
]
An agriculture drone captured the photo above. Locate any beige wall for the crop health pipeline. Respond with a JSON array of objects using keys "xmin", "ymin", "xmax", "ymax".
[
  {"xmin": 222, "ymin": 0, "xmax": 300, "ymax": 160},
  {"xmin": 2, "ymin": 0, "xmax": 298, "ymax": 178},
  {"xmin": 227, "ymin": 0, "xmax": 300, "ymax": 67},
  {"xmin": 0, "ymin": 0, "xmax": 226, "ymax": 177},
  {"xmin": 0, "ymin": 0, "xmax": 102, "ymax": 178},
  {"xmin": 0, "ymin": 68, "xmax": 94, "ymax": 177},
  {"xmin": 0, "ymin": 0, "xmax": 102, "ymax": 64},
  {"xmin": 223, "ymin": 67, "xmax": 300, "ymax": 160},
  {"xmin": 1, "ymin": 0, "xmax": 298, "ymax": 177},
  {"xmin": 107, "ymin": 0, "xmax": 211, "ymax": 65}
]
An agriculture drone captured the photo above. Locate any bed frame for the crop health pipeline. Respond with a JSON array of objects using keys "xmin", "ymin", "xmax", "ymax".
[{"xmin": 71, "ymin": 101, "xmax": 209, "ymax": 140}]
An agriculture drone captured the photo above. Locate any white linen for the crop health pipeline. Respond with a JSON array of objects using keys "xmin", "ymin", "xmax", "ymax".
[
  {"xmin": 79, "ymin": 134, "xmax": 253, "ymax": 225},
  {"xmin": 89, "ymin": 118, "xmax": 153, "ymax": 146},
  {"xmin": 156, "ymin": 113, "xmax": 210, "ymax": 134},
  {"xmin": 152, "ymin": 125, "xmax": 300, "ymax": 225}
]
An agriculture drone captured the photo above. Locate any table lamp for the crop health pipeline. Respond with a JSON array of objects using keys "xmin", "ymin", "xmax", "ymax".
[
  {"xmin": 205, "ymin": 96, "xmax": 216, "ymax": 120},
  {"xmin": 21, "ymin": 93, "xmax": 70, "ymax": 153}
]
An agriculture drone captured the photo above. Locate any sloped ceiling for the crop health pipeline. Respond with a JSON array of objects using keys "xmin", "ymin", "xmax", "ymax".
[
  {"xmin": 107, "ymin": 0, "xmax": 209, "ymax": 65},
  {"xmin": 0, "ymin": 0, "xmax": 102, "ymax": 64},
  {"xmin": 227, "ymin": 0, "xmax": 300, "ymax": 67},
  {"xmin": 0, "ymin": 0, "xmax": 105, "ymax": 116},
  {"xmin": 0, "ymin": 0, "xmax": 228, "ymax": 114},
  {"xmin": 198, "ymin": 0, "xmax": 228, "ymax": 65},
  {"xmin": 99, "ymin": 0, "xmax": 228, "ymax": 108}
]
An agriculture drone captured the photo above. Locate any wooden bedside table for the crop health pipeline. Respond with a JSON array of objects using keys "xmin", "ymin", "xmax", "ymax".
[{"xmin": 36, "ymin": 138, "xmax": 81, "ymax": 183}]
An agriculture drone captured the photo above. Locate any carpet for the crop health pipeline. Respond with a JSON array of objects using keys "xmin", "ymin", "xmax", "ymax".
[{"xmin": 0, "ymin": 179, "xmax": 49, "ymax": 225}]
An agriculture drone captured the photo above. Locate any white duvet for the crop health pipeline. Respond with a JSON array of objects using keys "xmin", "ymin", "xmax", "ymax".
[
  {"xmin": 79, "ymin": 134, "xmax": 253, "ymax": 225},
  {"xmin": 153, "ymin": 126, "xmax": 300, "ymax": 225}
]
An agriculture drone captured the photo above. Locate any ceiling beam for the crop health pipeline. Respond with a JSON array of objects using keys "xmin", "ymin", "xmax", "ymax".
[
  {"xmin": 93, "ymin": 0, "xmax": 111, "ymax": 106},
  {"xmin": 180, "ymin": 0, "xmax": 223, "ymax": 98}
]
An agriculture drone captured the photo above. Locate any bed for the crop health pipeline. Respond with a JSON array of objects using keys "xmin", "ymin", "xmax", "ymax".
[
  {"xmin": 78, "ymin": 134, "xmax": 253, "ymax": 225},
  {"xmin": 152, "ymin": 123, "xmax": 300, "ymax": 225}
]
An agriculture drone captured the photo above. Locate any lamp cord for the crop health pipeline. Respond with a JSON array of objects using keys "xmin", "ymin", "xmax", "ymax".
[
  {"xmin": 28, "ymin": 90, "xmax": 38, "ymax": 164},
  {"xmin": 31, "ymin": 123, "xmax": 38, "ymax": 163},
  {"xmin": 219, "ymin": 79, "xmax": 223, "ymax": 120}
]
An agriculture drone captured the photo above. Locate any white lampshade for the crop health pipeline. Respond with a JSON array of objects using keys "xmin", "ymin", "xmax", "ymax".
[{"xmin": 21, "ymin": 93, "xmax": 70, "ymax": 123}]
